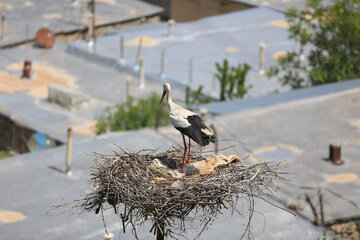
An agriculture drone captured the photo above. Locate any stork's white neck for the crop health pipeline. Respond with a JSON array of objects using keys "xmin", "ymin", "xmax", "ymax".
[{"xmin": 166, "ymin": 88, "xmax": 174, "ymax": 111}]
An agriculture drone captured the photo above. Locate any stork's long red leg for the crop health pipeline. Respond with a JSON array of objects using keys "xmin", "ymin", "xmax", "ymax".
[
  {"xmin": 186, "ymin": 137, "xmax": 192, "ymax": 163},
  {"xmin": 180, "ymin": 133, "xmax": 187, "ymax": 173}
]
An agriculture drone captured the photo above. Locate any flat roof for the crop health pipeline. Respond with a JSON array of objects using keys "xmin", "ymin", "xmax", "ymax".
[
  {"xmin": 68, "ymin": 7, "xmax": 299, "ymax": 98},
  {"xmin": 0, "ymin": 127, "xmax": 332, "ymax": 239},
  {"xmin": 159, "ymin": 84, "xmax": 360, "ymax": 222},
  {"xmin": 0, "ymin": 129, "xmax": 172, "ymax": 240},
  {"xmin": 0, "ymin": 42, "xmax": 182, "ymax": 143},
  {"xmin": 231, "ymin": 0, "xmax": 332, "ymax": 13},
  {"xmin": 0, "ymin": 0, "xmax": 163, "ymax": 47},
  {"xmin": 2, "ymin": 74, "xmax": 354, "ymax": 239},
  {"xmin": 197, "ymin": 78, "xmax": 360, "ymax": 115}
]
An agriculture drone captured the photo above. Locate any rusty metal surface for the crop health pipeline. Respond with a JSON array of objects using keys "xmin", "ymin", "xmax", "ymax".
[
  {"xmin": 21, "ymin": 59, "xmax": 31, "ymax": 78},
  {"xmin": 330, "ymin": 144, "xmax": 344, "ymax": 165},
  {"xmin": 36, "ymin": 28, "xmax": 56, "ymax": 48}
]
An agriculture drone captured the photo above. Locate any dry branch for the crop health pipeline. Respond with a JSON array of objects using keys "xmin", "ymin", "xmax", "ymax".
[{"xmin": 305, "ymin": 193, "xmax": 321, "ymax": 226}]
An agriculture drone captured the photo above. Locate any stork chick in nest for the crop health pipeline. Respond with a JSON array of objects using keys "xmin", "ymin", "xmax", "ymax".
[{"xmin": 160, "ymin": 83, "xmax": 216, "ymax": 173}]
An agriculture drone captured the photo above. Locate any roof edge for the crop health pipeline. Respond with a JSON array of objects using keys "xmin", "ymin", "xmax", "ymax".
[{"xmin": 196, "ymin": 78, "xmax": 360, "ymax": 115}]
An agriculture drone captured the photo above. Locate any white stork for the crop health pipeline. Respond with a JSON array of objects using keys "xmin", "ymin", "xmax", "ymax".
[{"xmin": 160, "ymin": 83, "xmax": 216, "ymax": 173}]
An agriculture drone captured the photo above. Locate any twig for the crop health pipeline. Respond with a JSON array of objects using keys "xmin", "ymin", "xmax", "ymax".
[
  {"xmin": 305, "ymin": 193, "xmax": 321, "ymax": 226},
  {"xmin": 256, "ymin": 196, "xmax": 296, "ymax": 217},
  {"xmin": 318, "ymin": 187, "xmax": 324, "ymax": 225}
]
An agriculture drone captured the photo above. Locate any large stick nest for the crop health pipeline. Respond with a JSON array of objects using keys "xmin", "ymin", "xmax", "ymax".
[{"xmin": 80, "ymin": 147, "xmax": 287, "ymax": 239}]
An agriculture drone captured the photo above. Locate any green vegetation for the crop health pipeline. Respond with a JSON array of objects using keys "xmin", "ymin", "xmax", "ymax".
[
  {"xmin": 215, "ymin": 59, "xmax": 252, "ymax": 101},
  {"xmin": 317, "ymin": 232, "xmax": 338, "ymax": 240},
  {"xmin": 185, "ymin": 59, "xmax": 251, "ymax": 106},
  {"xmin": 97, "ymin": 58, "xmax": 252, "ymax": 133},
  {"xmin": 0, "ymin": 151, "xmax": 9, "ymax": 159},
  {"xmin": 0, "ymin": 147, "xmax": 15, "ymax": 160},
  {"xmin": 185, "ymin": 85, "xmax": 212, "ymax": 106},
  {"xmin": 96, "ymin": 93, "xmax": 170, "ymax": 134},
  {"xmin": 268, "ymin": 0, "xmax": 360, "ymax": 88}
]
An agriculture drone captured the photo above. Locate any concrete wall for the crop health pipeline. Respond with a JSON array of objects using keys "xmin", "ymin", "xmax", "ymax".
[{"xmin": 47, "ymin": 85, "xmax": 91, "ymax": 109}]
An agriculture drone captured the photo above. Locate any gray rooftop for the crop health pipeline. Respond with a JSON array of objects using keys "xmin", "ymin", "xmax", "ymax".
[
  {"xmin": 2, "ymin": 77, "xmax": 358, "ymax": 239},
  {"xmin": 68, "ymin": 7, "xmax": 300, "ymax": 98},
  {"xmin": 158, "ymin": 80, "xmax": 360, "ymax": 223},
  {"xmin": 0, "ymin": 129, "xmax": 173, "ymax": 240},
  {"xmin": 232, "ymin": 0, "xmax": 332, "ymax": 13},
  {"xmin": 0, "ymin": 0, "xmax": 162, "ymax": 47},
  {"xmin": 0, "ymin": 128, "xmax": 332, "ymax": 240},
  {"xmin": 0, "ymin": 42, "xmax": 184, "ymax": 143},
  {"xmin": 198, "ymin": 77, "xmax": 360, "ymax": 115},
  {"xmin": 0, "ymin": 4, "xmax": 357, "ymax": 238}
]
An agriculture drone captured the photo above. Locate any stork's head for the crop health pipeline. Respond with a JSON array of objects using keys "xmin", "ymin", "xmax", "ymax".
[{"xmin": 160, "ymin": 83, "xmax": 171, "ymax": 104}]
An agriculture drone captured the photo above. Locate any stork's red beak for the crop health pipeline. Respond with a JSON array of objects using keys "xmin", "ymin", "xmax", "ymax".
[{"xmin": 160, "ymin": 90, "xmax": 166, "ymax": 104}]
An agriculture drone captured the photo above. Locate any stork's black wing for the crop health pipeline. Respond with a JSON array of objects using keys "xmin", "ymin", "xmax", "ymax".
[{"xmin": 175, "ymin": 114, "xmax": 215, "ymax": 147}]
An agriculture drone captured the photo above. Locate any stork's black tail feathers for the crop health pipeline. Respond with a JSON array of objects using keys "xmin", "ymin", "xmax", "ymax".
[
  {"xmin": 207, "ymin": 133, "xmax": 216, "ymax": 144},
  {"xmin": 200, "ymin": 131, "xmax": 216, "ymax": 147}
]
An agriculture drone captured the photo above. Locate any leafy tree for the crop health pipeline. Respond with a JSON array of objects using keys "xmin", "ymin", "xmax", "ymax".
[
  {"xmin": 268, "ymin": 0, "xmax": 360, "ymax": 88},
  {"xmin": 215, "ymin": 59, "xmax": 252, "ymax": 100}
]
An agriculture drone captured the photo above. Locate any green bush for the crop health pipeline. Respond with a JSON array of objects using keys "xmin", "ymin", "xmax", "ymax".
[
  {"xmin": 215, "ymin": 59, "xmax": 252, "ymax": 101},
  {"xmin": 96, "ymin": 93, "xmax": 170, "ymax": 134},
  {"xmin": 185, "ymin": 85, "xmax": 213, "ymax": 106},
  {"xmin": 184, "ymin": 59, "xmax": 252, "ymax": 106}
]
